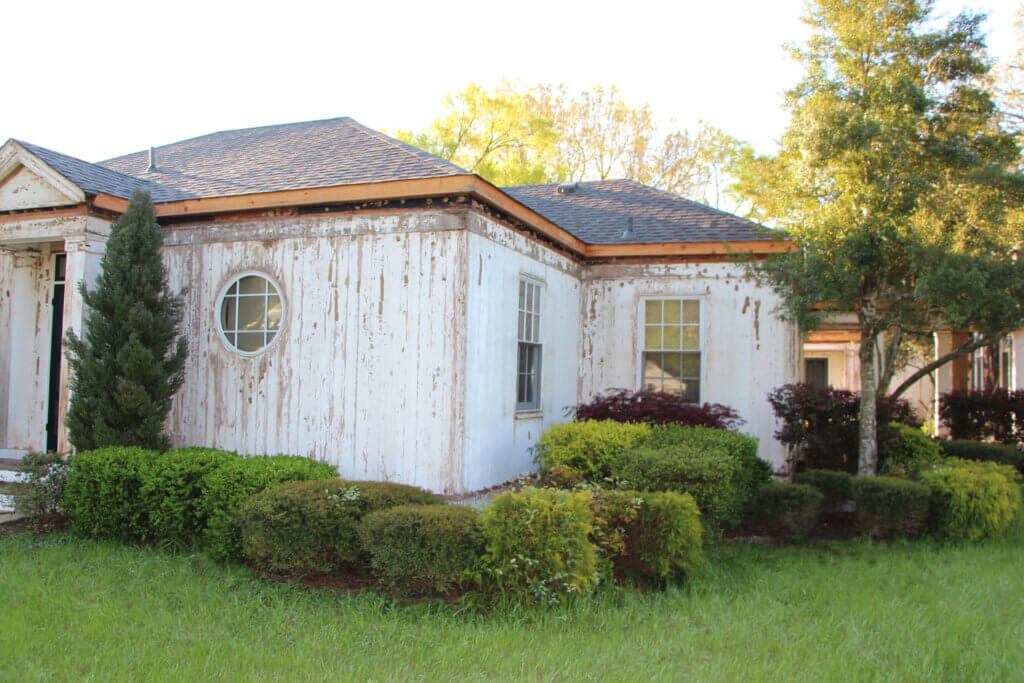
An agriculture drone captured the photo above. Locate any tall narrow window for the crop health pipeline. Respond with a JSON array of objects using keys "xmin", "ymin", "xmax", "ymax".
[
  {"xmin": 517, "ymin": 278, "xmax": 543, "ymax": 410},
  {"xmin": 641, "ymin": 299, "xmax": 701, "ymax": 402}
]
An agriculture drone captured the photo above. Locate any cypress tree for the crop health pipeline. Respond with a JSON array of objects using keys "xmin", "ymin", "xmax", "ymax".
[{"xmin": 64, "ymin": 190, "xmax": 187, "ymax": 451}]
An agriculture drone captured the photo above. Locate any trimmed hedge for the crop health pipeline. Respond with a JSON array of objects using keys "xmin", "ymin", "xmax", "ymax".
[
  {"xmin": 589, "ymin": 489, "xmax": 703, "ymax": 582},
  {"xmin": 922, "ymin": 459, "xmax": 1022, "ymax": 541},
  {"xmin": 360, "ymin": 504, "xmax": 482, "ymax": 593},
  {"xmin": 199, "ymin": 455, "xmax": 339, "ymax": 562},
  {"xmin": 742, "ymin": 483, "xmax": 823, "ymax": 538},
  {"xmin": 238, "ymin": 479, "xmax": 442, "ymax": 574},
  {"xmin": 883, "ymin": 425, "xmax": 942, "ymax": 478},
  {"xmin": 938, "ymin": 440, "xmax": 1024, "ymax": 474},
  {"xmin": 64, "ymin": 447, "xmax": 159, "ymax": 539},
  {"xmin": 794, "ymin": 469, "xmax": 854, "ymax": 511},
  {"xmin": 534, "ymin": 420, "xmax": 651, "ymax": 481},
  {"xmin": 851, "ymin": 476, "xmax": 930, "ymax": 539},
  {"xmin": 475, "ymin": 488, "xmax": 597, "ymax": 605},
  {"xmin": 142, "ymin": 447, "xmax": 240, "ymax": 543}
]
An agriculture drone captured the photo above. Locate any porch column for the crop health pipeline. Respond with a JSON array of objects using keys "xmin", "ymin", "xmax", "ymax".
[
  {"xmin": 57, "ymin": 233, "xmax": 108, "ymax": 453},
  {"xmin": 843, "ymin": 344, "xmax": 859, "ymax": 389},
  {"xmin": 1, "ymin": 250, "xmax": 48, "ymax": 452}
]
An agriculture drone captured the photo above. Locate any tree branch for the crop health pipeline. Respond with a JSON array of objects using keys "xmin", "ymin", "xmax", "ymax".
[{"xmin": 888, "ymin": 333, "xmax": 1002, "ymax": 399}]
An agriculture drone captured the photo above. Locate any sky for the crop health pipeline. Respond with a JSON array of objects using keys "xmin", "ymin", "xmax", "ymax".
[{"xmin": 2, "ymin": 0, "xmax": 1019, "ymax": 164}]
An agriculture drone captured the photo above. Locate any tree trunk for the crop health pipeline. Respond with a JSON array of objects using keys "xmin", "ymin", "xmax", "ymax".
[{"xmin": 858, "ymin": 335, "xmax": 879, "ymax": 476}]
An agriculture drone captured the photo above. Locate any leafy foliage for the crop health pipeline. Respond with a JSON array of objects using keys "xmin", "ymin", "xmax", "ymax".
[
  {"xmin": 198, "ymin": 455, "xmax": 339, "ymax": 562},
  {"xmin": 359, "ymin": 504, "xmax": 482, "ymax": 594},
  {"xmin": 742, "ymin": 483, "xmax": 823, "ymax": 539},
  {"xmin": 883, "ymin": 424, "xmax": 942, "ymax": 478},
  {"xmin": 475, "ymin": 488, "xmax": 597, "ymax": 605},
  {"xmin": 939, "ymin": 390, "xmax": 1024, "ymax": 444},
  {"xmin": 571, "ymin": 389, "xmax": 743, "ymax": 430},
  {"xmin": 851, "ymin": 476, "xmax": 931, "ymax": 539},
  {"xmin": 794, "ymin": 469, "xmax": 854, "ymax": 511},
  {"xmin": 238, "ymin": 480, "xmax": 442, "ymax": 574},
  {"xmin": 534, "ymin": 420, "xmax": 651, "ymax": 481},
  {"xmin": 64, "ymin": 446, "xmax": 159, "ymax": 539},
  {"xmin": 64, "ymin": 191, "xmax": 187, "ymax": 452},
  {"xmin": 397, "ymin": 82, "xmax": 750, "ymax": 208},
  {"xmin": 737, "ymin": 0, "xmax": 1024, "ymax": 474},
  {"xmin": 938, "ymin": 440, "xmax": 1024, "ymax": 474},
  {"xmin": 922, "ymin": 459, "xmax": 1022, "ymax": 541},
  {"xmin": 141, "ymin": 447, "xmax": 240, "ymax": 544},
  {"xmin": 768, "ymin": 383, "xmax": 920, "ymax": 473},
  {"xmin": 13, "ymin": 452, "xmax": 70, "ymax": 531}
]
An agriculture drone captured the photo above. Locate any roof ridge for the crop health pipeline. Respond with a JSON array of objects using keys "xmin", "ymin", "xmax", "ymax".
[
  {"xmin": 339, "ymin": 118, "xmax": 467, "ymax": 176},
  {"xmin": 14, "ymin": 139, "xmax": 155, "ymax": 186}
]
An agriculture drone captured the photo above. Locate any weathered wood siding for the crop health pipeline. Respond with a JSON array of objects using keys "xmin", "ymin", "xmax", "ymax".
[
  {"xmin": 162, "ymin": 210, "xmax": 469, "ymax": 493},
  {"xmin": 462, "ymin": 214, "xmax": 582, "ymax": 491},
  {"xmin": 580, "ymin": 262, "xmax": 800, "ymax": 469}
]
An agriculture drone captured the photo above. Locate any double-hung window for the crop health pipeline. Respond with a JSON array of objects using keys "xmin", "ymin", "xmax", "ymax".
[
  {"xmin": 516, "ymin": 278, "xmax": 543, "ymax": 410},
  {"xmin": 641, "ymin": 298, "xmax": 701, "ymax": 401}
]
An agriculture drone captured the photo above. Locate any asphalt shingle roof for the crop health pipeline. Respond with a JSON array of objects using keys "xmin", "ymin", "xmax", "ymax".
[
  {"xmin": 503, "ymin": 179, "xmax": 773, "ymax": 244},
  {"xmin": 98, "ymin": 117, "xmax": 468, "ymax": 200}
]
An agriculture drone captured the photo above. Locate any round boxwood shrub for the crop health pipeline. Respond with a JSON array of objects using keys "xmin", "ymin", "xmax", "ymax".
[
  {"xmin": 534, "ymin": 420, "xmax": 651, "ymax": 481},
  {"xmin": 475, "ymin": 488, "xmax": 597, "ymax": 605},
  {"xmin": 883, "ymin": 425, "xmax": 942, "ymax": 477},
  {"xmin": 851, "ymin": 476, "xmax": 930, "ymax": 539},
  {"xmin": 922, "ymin": 459, "xmax": 1022, "ymax": 541},
  {"xmin": 742, "ymin": 483, "xmax": 823, "ymax": 539},
  {"xmin": 238, "ymin": 479, "xmax": 442, "ymax": 574},
  {"xmin": 142, "ymin": 447, "xmax": 240, "ymax": 544},
  {"xmin": 198, "ymin": 455, "xmax": 339, "ymax": 562},
  {"xmin": 794, "ymin": 469, "xmax": 854, "ymax": 512},
  {"xmin": 64, "ymin": 446, "xmax": 160, "ymax": 540},
  {"xmin": 359, "ymin": 504, "xmax": 482, "ymax": 593}
]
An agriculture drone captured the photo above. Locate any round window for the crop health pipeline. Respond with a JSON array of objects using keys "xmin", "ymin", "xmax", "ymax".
[{"xmin": 218, "ymin": 273, "xmax": 283, "ymax": 354}]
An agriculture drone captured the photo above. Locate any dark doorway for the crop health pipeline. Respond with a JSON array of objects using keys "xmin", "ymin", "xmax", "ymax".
[
  {"xmin": 805, "ymin": 357, "xmax": 829, "ymax": 390},
  {"xmin": 45, "ymin": 253, "xmax": 66, "ymax": 453}
]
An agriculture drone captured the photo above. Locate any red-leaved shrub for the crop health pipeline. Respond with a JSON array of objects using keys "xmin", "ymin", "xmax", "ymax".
[
  {"xmin": 768, "ymin": 383, "xmax": 921, "ymax": 473},
  {"xmin": 570, "ymin": 389, "xmax": 743, "ymax": 430},
  {"xmin": 939, "ymin": 390, "xmax": 1024, "ymax": 444}
]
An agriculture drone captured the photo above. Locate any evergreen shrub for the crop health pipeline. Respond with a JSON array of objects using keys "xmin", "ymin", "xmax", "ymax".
[
  {"xmin": 938, "ymin": 440, "xmax": 1024, "ymax": 474},
  {"xmin": 851, "ymin": 476, "xmax": 930, "ymax": 538},
  {"xmin": 64, "ymin": 446, "xmax": 159, "ymax": 539},
  {"xmin": 360, "ymin": 504, "xmax": 482, "ymax": 593},
  {"xmin": 142, "ymin": 447, "xmax": 240, "ymax": 543},
  {"xmin": 742, "ymin": 483, "xmax": 823, "ymax": 538},
  {"xmin": 922, "ymin": 459, "xmax": 1022, "ymax": 541},
  {"xmin": 883, "ymin": 425, "xmax": 942, "ymax": 478},
  {"xmin": 238, "ymin": 479, "xmax": 441, "ymax": 574},
  {"xmin": 534, "ymin": 420, "xmax": 651, "ymax": 481},
  {"xmin": 794, "ymin": 469, "xmax": 854, "ymax": 511}
]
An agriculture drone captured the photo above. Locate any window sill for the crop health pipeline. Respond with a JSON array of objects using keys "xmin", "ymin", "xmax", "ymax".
[{"xmin": 514, "ymin": 409, "xmax": 544, "ymax": 420}]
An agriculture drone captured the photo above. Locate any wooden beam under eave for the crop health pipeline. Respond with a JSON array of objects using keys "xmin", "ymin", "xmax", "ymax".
[{"xmin": 583, "ymin": 239, "xmax": 795, "ymax": 259}]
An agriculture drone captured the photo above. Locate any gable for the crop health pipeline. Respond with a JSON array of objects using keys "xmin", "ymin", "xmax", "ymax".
[{"xmin": 0, "ymin": 140, "xmax": 86, "ymax": 212}]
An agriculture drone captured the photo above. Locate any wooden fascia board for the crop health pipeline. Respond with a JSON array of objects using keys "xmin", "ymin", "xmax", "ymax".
[
  {"xmin": 90, "ymin": 175, "xmax": 795, "ymax": 261},
  {"xmin": 0, "ymin": 140, "xmax": 87, "ymax": 205}
]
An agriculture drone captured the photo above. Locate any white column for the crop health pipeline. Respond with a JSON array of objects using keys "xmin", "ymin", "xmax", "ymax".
[
  {"xmin": 3, "ymin": 249, "xmax": 48, "ymax": 451},
  {"xmin": 56, "ymin": 233, "xmax": 108, "ymax": 453}
]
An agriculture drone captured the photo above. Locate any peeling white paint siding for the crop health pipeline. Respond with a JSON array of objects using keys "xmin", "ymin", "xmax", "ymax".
[
  {"xmin": 162, "ymin": 210, "xmax": 469, "ymax": 494},
  {"xmin": 462, "ymin": 214, "xmax": 582, "ymax": 491},
  {"xmin": 580, "ymin": 262, "xmax": 799, "ymax": 469}
]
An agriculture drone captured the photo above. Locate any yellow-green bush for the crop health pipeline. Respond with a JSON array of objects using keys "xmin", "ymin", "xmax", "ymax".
[
  {"xmin": 534, "ymin": 420, "xmax": 651, "ymax": 481},
  {"xmin": 475, "ymin": 488, "xmax": 597, "ymax": 605},
  {"xmin": 922, "ymin": 459, "xmax": 1022, "ymax": 541}
]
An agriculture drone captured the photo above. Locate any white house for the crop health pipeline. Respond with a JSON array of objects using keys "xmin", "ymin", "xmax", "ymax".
[{"xmin": 0, "ymin": 117, "xmax": 798, "ymax": 493}]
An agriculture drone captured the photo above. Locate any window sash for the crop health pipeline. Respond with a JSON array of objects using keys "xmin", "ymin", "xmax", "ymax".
[
  {"xmin": 516, "ymin": 278, "xmax": 543, "ymax": 409},
  {"xmin": 641, "ymin": 298, "xmax": 701, "ymax": 401}
]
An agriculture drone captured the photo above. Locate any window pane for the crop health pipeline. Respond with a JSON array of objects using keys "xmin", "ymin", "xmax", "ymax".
[
  {"xmin": 682, "ymin": 353, "xmax": 701, "ymax": 378},
  {"xmin": 518, "ymin": 311, "xmax": 526, "ymax": 340},
  {"xmin": 663, "ymin": 353, "xmax": 681, "ymax": 378},
  {"xmin": 683, "ymin": 326, "xmax": 700, "ymax": 350},
  {"xmin": 644, "ymin": 326, "xmax": 662, "ymax": 350},
  {"xmin": 531, "ymin": 313, "xmax": 540, "ymax": 342},
  {"xmin": 525, "ymin": 314, "xmax": 533, "ymax": 342},
  {"xmin": 643, "ymin": 352, "xmax": 662, "ymax": 380},
  {"xmin": 682, "ymin": 380, "xmax": 700, "ymax": 403},
  {"xmin": 663, "ymin": 300, "xmax": 681, "ymax": 324},
  {"xmin": 221, "ymin": 297, "xmax": 236, "ymax": 331},
  {"xmin": 238, "ymin": 296, "xmax": 267, "ymax": 331},
  {"xmin": 236, "ymin": 332, "xmax": 265, "ymax": 352},
  {"xmin": 664, "ymin": 325, "xmax": 681, "ymax": 349},
  {"xmin": 683, "ymin": 300, "xmax": 700, "ymax": 324},
  {"xmin": 645, "ymin": 300, "xmax": 661, "ymax": 324},
  {"xmin": 267, "ymin": 296, "xmax": 282, "ymax": 330},
  {"xmin": 661, "ymin": 378, "xmax": 683, "ymax": 395},
  {"xmin": 226, "ymin": 281, "xmax": 238, "ymax": 297},
  {"xmin": 519, "ymin": 280, "xmax": 526, "ymax": 310},
  {"xmin": 238, "ymin": 275, "xmax": 266, "ymax": 295}
]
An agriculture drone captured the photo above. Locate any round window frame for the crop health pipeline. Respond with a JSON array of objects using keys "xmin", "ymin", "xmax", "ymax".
[{"xmin": 215, "ymin": 271, "xmax": 286, "ymax": 357}]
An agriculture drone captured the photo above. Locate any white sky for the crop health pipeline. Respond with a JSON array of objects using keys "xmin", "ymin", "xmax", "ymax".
[{"xmin": 2, "ymin": 0, "xmax": 1019, "ymax": 163}]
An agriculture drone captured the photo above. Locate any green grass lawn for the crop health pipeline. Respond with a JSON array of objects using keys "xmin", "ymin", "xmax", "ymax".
[{"xmin": 2, "ymin": 520, "xmax": 1022, "ymax": 681}]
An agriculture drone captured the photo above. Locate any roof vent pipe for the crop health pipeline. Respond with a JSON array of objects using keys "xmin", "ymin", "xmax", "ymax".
[
  {"xmin": 621, "ymin": 216, "xmax": 636, "ymax": 240},
  {"xmin": 556, "ymin": 182, "xmax": 578, "ymax": 194},
  {"xmin": 147, "ymin": 147, "xmax": 157, "ymax": 172}
]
